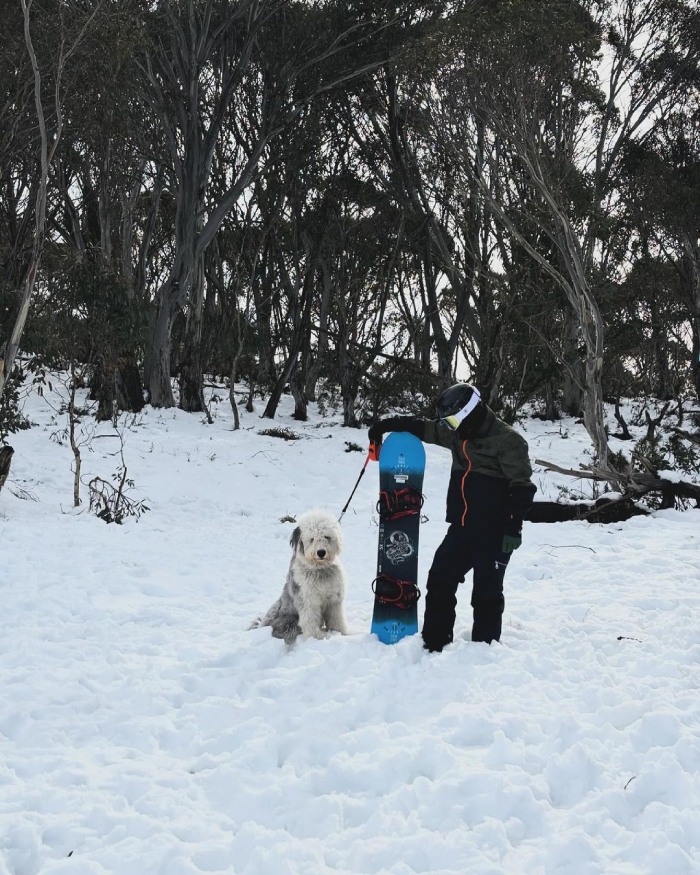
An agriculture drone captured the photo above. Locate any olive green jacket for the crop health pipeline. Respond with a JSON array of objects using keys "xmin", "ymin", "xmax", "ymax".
[{"xmin": 421, "ymin": 408, "xmax": 536, "ymax": 528}]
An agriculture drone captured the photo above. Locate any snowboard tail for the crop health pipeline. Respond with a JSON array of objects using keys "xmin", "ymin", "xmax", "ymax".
[{"xmin": 371, "ymin": 432, "xmax": 426, "ymax": 644}]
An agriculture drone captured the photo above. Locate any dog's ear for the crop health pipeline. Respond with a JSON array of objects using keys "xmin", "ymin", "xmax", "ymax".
[{"xmin": 290, "ymin": 526, "xmax": 302, "ymax": 553}]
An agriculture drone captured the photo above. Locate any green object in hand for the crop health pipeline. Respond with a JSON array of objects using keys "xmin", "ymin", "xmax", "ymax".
[{"xmin": 502, "ymin": 534, "xmax": 522, "ymax": 553}]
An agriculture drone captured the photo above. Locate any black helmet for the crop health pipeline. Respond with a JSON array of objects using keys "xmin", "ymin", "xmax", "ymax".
[{"xmin": 436, "ymin": 383, "xmax": 482, "ymax": 431}]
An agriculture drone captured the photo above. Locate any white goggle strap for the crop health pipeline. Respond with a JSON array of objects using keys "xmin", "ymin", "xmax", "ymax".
[{"xmin": 442, "ymin": 388, "xmax": 481, "ymax": 430}]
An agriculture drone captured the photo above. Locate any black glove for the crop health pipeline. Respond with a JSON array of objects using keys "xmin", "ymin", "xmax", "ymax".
[
  {"xmin": 502, "ymin": 510, "xmax": 522, "ymax": 535},
  {"xmin": 369, "ymin": 416, "xmax": 424, "ymax": 443},
  {"xmin": 368, "ymin": 421, "xmax": 386, "ymax": 442},
  {"xmin": 506, "ymin": 483, "xmax": 537, "ymax": 519}
]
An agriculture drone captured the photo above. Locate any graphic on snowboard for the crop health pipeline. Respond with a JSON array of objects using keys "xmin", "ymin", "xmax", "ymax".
[
  {"xmin": 385, "ymin": 530, "xmax": 414, "ymax": 564},
  {"xmin": 371, "ymin": 432, "xmax": 425, "ymax": 644}
]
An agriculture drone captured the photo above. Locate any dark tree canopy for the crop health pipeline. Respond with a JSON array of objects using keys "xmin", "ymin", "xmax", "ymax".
[{"xmin": 1, "ymin": 0, "xmax": 699, "ymax": 475}]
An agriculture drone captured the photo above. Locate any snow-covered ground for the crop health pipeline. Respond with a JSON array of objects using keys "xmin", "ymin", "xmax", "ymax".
[{"xmin": 1, "ymin": 385, "xmax": 699, "ymax": 875}]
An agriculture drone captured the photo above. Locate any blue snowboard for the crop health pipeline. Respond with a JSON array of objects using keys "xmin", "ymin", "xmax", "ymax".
[{"xmin": 371, "ymin": 432, "xmax": 426, "ymax": 644}]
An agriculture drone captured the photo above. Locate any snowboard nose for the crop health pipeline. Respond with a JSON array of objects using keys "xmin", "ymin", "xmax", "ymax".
[{"xmin": 317, "ymin": 549, "xmax": 326, "ymax": 559}]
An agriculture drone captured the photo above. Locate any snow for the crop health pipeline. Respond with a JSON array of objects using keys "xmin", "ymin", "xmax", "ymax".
[{"xmin": 1, "ymin": 385, "xmax": 699, "ymax": 875}]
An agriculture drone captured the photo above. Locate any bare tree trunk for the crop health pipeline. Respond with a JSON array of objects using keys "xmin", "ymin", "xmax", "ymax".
[
  {"xmin": 544, "ymin": 380, "xmax": 559, "ymax": 421},
  {"xmin": 262, "ymin": 351, "xmax": 299, "ymax": 420},
  {"xmin": 469, "ymin": 145, "xmax": 609, "ymax": 465},
  {"xmin": 68, "ymin": 365, "xmax": 82, "ymax": 507},
  {"xmin": 229, "ymin": 360, "xmax": 240, "ymax": 431},
  {"xmin": 1, "ymin": 0, "xmax": 62, "ymax": 400},
  {"xmin": 116, "ymin": 356, "xmax": 145, "ymax": 415},
  {"xmin": 0, "ymin": 446, "xmax": 14, "ymax": 494},
  {"xmin": 340, "ymin": 361, "xmax": 359, "ymax": 427},
  {"xmin": 682, "ymin": 235, "xmax": 700, "ymax": 402},
  {"xmin": 252, "ymin": 247, "xmax": 277, "ymax": 391},
  {"xmin": 561, "ymin": 309, "xmax": 583, "ymax": 416},
  {"xmin": 290, "ymin": 361, "xmax": 308, "ymax": 421},
  {"xmin": 583, "ymin": 350, "xmax": 608, "ymax": 467},
  {"xmin": 228, "ymin": 306, "xmax": 247, "ymax": 432},
  {"xmin": 342, "ymin": 389, "xmax": 358, "ymax": 427},
  {"xmin": 179, "ymin": 257, "xmax": 207, "ymax": 413},
  {"xmin": 145, "ymin": 289, "xmax": 178, "ymax": 407},
  {"xmin": 383, "ymin": 73, "xmax": 481, "ymax": 380},
  {"xmin": 645, "ymin": 247, "xmax": 674, "ymax": 400},
  {"xmin": 1, "ymin": 1, "xmax": 98, "ymax": 497},
  {"xmin": 571, "ymin": 272, "xmax": 608, "ymax": 468},
  {"xmin": 305, "ymin": 258, "xmax": 332, "ymax": 400}
]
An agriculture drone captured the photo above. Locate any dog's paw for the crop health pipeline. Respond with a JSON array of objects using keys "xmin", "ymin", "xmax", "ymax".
[{"xmin": 301, "ymin": 629, "xmax": 326, "ymax": 641}]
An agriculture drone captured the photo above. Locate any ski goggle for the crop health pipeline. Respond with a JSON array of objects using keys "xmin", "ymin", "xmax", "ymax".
[{"xmin": 441, "ymin": 388, "xmax": 481, "ymax": 430}]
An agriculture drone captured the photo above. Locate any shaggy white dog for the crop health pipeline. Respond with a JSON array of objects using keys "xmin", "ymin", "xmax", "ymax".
[{"xmin": 250, "ymin": 509, "xmax": 348, "ymax": 644}]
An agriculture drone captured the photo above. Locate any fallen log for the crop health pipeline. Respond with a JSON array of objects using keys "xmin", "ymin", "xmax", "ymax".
[
  {"xmin": 534, "ymin": 457, "xmax": 700, "ymax": 514},
  {"xmin": 525, "ymin": 495, "xmax": 648, "ymax": 524}
]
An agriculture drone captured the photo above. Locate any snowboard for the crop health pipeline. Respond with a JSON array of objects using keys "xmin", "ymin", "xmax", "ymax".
[{"xmin": 371, "ymin": 431, "xmax": 426, "ymax": 644}]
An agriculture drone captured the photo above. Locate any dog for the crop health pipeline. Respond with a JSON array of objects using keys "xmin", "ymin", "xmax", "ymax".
[{"xmin": 250, "ymin": 509, "xmax": 348, "ymax": 644}]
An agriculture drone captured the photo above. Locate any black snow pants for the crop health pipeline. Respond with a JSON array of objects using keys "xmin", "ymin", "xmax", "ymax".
[{"xmin": 421, "ymin": 523, "xmax": 511, "ymax": 649}]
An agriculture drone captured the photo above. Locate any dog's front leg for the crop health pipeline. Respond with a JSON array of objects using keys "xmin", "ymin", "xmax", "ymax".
[
  {"xmin": 298, "ymin": 603, "xmax": 325, "ymax": 640},
  {"xmin": 324, "ymin": 601, "xmax": 348, "ymax": 635}
]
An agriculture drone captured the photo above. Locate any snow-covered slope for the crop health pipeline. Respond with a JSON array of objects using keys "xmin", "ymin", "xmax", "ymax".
[{"xmin": 1, "ymin": 386, "xmax": 699, "ymax": 874}]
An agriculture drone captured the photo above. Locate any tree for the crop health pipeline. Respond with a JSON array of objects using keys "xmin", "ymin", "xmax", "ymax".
[
  {"xmin": 1, "ymin": 0, "xmax": 101, "ymax": 414},
  {"xmin": 620, "ymin": 106, "xmax": 700, "ymax": 401},
  {"xmin": 138, "ymin": 0, "xmax": 407, "ymax": 411},
  {"xmin": 430, "ymin": 0, "xmax": 699, "ymax": 468}
]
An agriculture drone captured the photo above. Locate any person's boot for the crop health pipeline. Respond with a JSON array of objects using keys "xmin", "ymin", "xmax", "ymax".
[
  {"xmin": 471, "ymin": 594, "xmax": 504, "ymax": 643},
  {"xmin": 422, "ymin": 572, "xmax": 459, "ymax": 652},
  {"xmin": 421, "ymin": 629, "xmax": 453, "ymax": 652}
]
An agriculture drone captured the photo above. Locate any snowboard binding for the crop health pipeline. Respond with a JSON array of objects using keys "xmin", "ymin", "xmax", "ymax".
[
  {"xmin": 376, "ymin": 486, "xmax": 424, "ymax": 520},
  {"xmin": 372, "ymin": 574, "xmax": 421, "ymax": 610}
]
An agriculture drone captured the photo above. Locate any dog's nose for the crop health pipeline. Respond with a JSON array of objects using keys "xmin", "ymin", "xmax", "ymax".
[{"xmin": 317, "ymin": 549, "xmax": 326, "ymax": 559}]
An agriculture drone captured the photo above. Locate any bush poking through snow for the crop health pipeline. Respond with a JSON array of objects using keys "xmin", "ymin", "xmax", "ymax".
[
  {"xmin": 258, "ymin": 427, "xmax": 303, "ymax": 441},
  {"xmin": 88, "ymin": 468, "xmax": 149, "ymax": 524}
]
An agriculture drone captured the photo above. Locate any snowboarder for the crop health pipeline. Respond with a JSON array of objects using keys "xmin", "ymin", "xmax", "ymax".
[{"xmin": 368, "ymin": 383, "xmax": 536, "ymax": 651}]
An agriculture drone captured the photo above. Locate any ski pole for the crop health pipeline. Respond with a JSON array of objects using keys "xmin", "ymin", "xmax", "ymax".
[{"xmin": 339, "ymin": 442, "xmax": 380, "ymax": 523}]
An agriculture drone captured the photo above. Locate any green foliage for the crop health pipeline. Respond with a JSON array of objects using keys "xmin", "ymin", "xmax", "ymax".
[
  {"xmin": 0, "ymin": 368, "xmax": 30, "ymax": 444},
  {"xmin": 608, "ymin": 449, "xmax": 629, "ymax": 472},
  {"xmin": 635, "ymin": 431, "xmax": 700, "ymax": 476},
  {"xmin": 667, "ymin": 433, "xmax": 700, "ymax": 475},
  {"xmin": 316, "ymin": 383, "xmax": 342, "ymax": 418},
  {"xmin": 359, "ymin": 361, "xmax": 443, "ymax": 421},
  {"xmin": 28, "ymin": 256, "xmax": 146, "ymax": 369},
  {"xmin": 634, "ymin": 436, "xmax": 669, "ymax": 471},
  {"xmin": 497, "ymin": 402, "xmax": 531, "ymax": 426},
  {"xmin": 88, "ymin": 470, "xmax": 150, "ymax": 524}
]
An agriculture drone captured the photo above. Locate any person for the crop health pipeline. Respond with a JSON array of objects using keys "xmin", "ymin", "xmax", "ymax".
[{"xmin": 368, "ymin": 383, "xmax": 536, "ymax": 651}]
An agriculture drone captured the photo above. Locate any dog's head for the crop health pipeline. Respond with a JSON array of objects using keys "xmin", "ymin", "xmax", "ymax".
[{"xmin": 291, "ymin": 510, "xmax": 343, "ymax": 567}]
